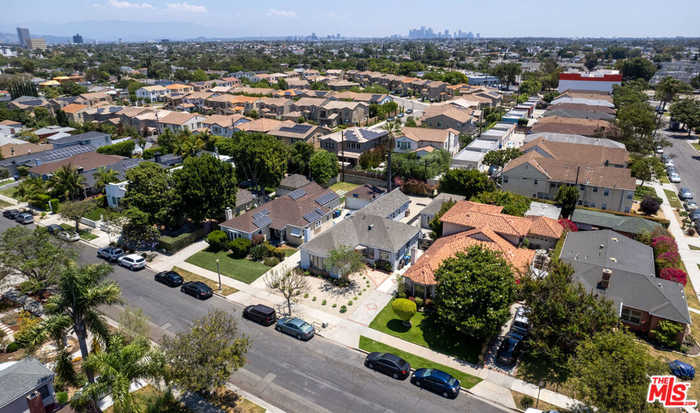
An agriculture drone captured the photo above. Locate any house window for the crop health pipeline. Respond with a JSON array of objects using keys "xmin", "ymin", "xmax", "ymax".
[
  {"xmin": 604, "ymin": 190, "xmax": 609, "ymax": 196},
  {"xmin": 38, "ymin": 384, "xmax": 51, "ymax": 399},
  {"xmin": 579, "ymin": 185, "xmax": 585, "ymax": 191},
  {"xmin": 310, "ymin": 255, "xmax": 325, "ymax": 270},
  {"xmin": 592, "ymin": 187, "xmax": 598, "ymax": 193},
  {"xmin": 620, "ymin": 307, "xmax": 643, "ymax": 325},
  {"xmin": 602, "ymin": 203, "xmax": 607, "ymax": 210},
  {"xmin": 627, "ymin": 193, "xmax": 633, "ymax": 199},
  {"xmin": 534, "ymin": 179, "xmax": 538, "ymax": 185},
  {"xmin": 379, "ymin": 250, "xmax": 391, "ymax": 261},
  {"xmin": 503, "ymin": 176, "xmax": 509, "ymax": 183}
]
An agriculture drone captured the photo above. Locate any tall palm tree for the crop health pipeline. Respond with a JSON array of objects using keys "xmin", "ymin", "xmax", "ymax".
[
  {"xmin": 78, "ymin": 336, "xmax": 164, "ymax": 413},
  {"xmin": 50, "ymin": 164, "xmax": 85, "ymax": 200},
  {"xmin": 14, "ymin": 176, "xmax": 48, "ymax": 203},
  {"xmin": 94, "ymin": 167, "xmax": 119, "ymax": 194},
  {"xmin": 44, "ymin": 262, "xmax": 121, "ymax": 383},
  {"xmin": 382, "ymin": 120, "xmax": 402, "ymax": 191}
]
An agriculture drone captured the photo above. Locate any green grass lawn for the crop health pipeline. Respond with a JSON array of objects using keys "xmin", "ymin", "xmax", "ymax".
[
  {"xmin": 369, "ymin": 301, "xmax": 482, "ymax": 364},
  {"xmin": 0, "ymin": 186, "xmax": 16, "ymax": 199},
  {"xmin": 185, "ymin": 249, "xmax": 269, "ymax": 284},
  {"xmin": 359, "ymin": 336, "xmax": 481, "ymax": 389},
  {"xmin": 664, "ymin": 189, "xmax": 683, "ymax": 209},
  {"xmin": 0, "ymin": 178, "xmax": 14, "ymax": 186},
  {"xmin": 59, "ymin": 223, "xmax": 98, "ymax": 240},
  {"xmin": 692, "ymin": 142, "xmax": 700, "ymax": 152},
  {"xmin": 172, "ymin": 266, "xmax": 238, "ymax": 296},
  {"xmin": 280, "ymin": 246, "xmax": 298, "ymax": 257},
  {"xmin": 690, "ymin": 245, "xmax": 700, "ymax": 251},
  {"xmin": 635, "ymin": 185, "xmax": 657, "ymax": 201},
  {"xmin": 330, "ymin": 181, "xmax": 360, "ymax": 193}
]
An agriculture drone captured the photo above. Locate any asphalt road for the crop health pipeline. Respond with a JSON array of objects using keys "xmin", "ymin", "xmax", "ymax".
[
  {"xmin": 660, "ymin": 126, "xmax": 700, "ymax": 199},
  {"xmin": 0, "ymin": 215, "xmax": 509, "ymax": 413}
]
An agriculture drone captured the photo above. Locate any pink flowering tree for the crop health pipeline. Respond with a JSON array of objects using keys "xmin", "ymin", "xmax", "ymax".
[{"xmin": 660, "ymin": 268, "xmax": 688, "ymax": 286}]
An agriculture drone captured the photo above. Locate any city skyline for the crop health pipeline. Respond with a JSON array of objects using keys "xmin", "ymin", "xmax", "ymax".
[{"xmin": 2, "ymin": 0, "xmax": 699, "ymax": 42}]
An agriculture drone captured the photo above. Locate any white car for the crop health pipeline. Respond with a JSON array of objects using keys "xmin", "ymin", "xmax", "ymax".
[
  {"xmin": 669, "ymin": 173, "xmax": 681, "ymax": 183},
  {"xmin": 656, "ymin": 145, "xmax": 664, "ymax": 154},
  {"xmin": 57, "ymin": 230, "xmax": 80, "ymax": 242},
  {"xmin": 118, "ymin": 254, "xmax": 146, "ymax": 271}
]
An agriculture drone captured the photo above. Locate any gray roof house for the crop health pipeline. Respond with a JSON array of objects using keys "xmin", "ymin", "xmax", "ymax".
[
  {"xmin": 300, "ymin": 213, "xmax": 420, "ymax": 276},
  {"xmin": 571, "ymin": 209, "xmax": 663, "ymax": 236},
  {"xmin": 277, "ymin": 174, "xmax": 311, "ymax": 196},
  {"xmin": 0, "ymin": 143, "xmax": 97, "ymax": 177},
  {"xmin": 357, "ymin": 188, "xmax": 411, "ymax": 221},
  {"xmin": 0, "ymin": 357, "xmax": 56, "ymax": 413},
  {"xmin": 49, "ymin": 131, "xmax": 112, "ymax": 149},
  {"xmin": 419, "ymin": 193, "xmax": 465, "ymax": 229},
  {"xmin": 560, "ymin": 230, "xmax": 690, "ymax": 339}
]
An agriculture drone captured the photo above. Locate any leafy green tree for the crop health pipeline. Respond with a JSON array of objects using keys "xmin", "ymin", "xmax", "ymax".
[
  {"xmin": 309, "ymin": 150, "xmax": 339, "ymax": 186},
  {"xmin": 13, "ymin": 176, "xmax": 48, "ymax": 204},
  {"xmin": 222, "ymin": 132, "xmax": 288, "ymax": 190},
  {"xmin": 492, "ymin": 63, "xmax": 521, "ymax": 88},
  {"xmin": 432, "ymin": 245, "xmax": 516, "ymax": 341},
  {"xmin": 60, "ymin": 199, "xmax": 93, "ymax": 232},
  {"xmin": 206, "ymin": 230, "xmax": 229, "ymax": 252},
  {"xmin": 438, "ymin": 169, "xmax": 495, "ymax": 198},
  {"xmin": 555, "ymin": 185, "xmax": 579, "ymax": 218},
  {"xmin": 173, "ymin": 154, "xmax": 237, "ymax": 223},
  {"xmin": 471, "ymin": 190, "xmax": 531, "ymax": 216},
  {"xmin": 391, "ymin": 298, "xmax": 417, "ymax": 327},
  {"xmin": 652, "ymin": 320, "xmax": 684, "ymax": 349},
  {"xmin": 123, "ymin": 162, "xmax": 182, "ymax": 228},
  {"xmin": 568, "ymin": 330, "xmax": 666, "ymax": 413},
  {"xmin": 93, "ymin": 166, "xmax": 120, "ymax": 194},
  {"xmin": 655, "ymin": 76, "xmax": 690, "ymax": 111},
  {"xmin": 482, "ymin": 148, "xmax": 522, "ymax": 171},
  {"xmin": 404, "ymin": 116, "xmax": 417, "ymax": 127},
  {"xmin": 120, "ymin": 208, "xmax": 161, "ymax": 249},
  {"xmin": 324, "ymin": 245, "xmax": 365, "ymax": 279},
  {"xmin": 630, "ymin": 156, "xmax": 665, "ymax": 186},
  {"xmin": 519, "ymin": 79, "xmax": 542, "ymax": 96},
  {"xmin": 519, "ymin": 260, "xmax": 618, "ymax": 386},
  {"xmin": 50, "ymin": 164, "xmax": 85, "ymax": 200},
  {"xmin": 616, "ymin": 100, "xmax": 658, "ymax": 154},
  {"xmin": 0, "ymin": 226, "xmax": 75, "ymax": 293},
  {"xmin": 288, "ymin": 141, "xmax": 315, "ymax": 177},
  {"xmin": 670, "ymin": 98, "xmax": 700, "ymax": 135},
  {"xmin": 162, "ymin": 310, "xmax": 249, "ymax": 396},
  {"xmin": 428, "ymin": 199, "xmax": 456, "ymax": 239},
  {"xmin": 44, "ymin": 262, "xmax": 120, "ymax": 383},
  {"xmin": 616, "ymin": 57, "xmax": 657, "ymax": 81}
]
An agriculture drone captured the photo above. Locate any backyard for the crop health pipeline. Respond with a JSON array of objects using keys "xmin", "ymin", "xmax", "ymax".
[
  {"xmin": 185, "ymin": 250, "xmax": 269, "ymax": 284},
  {"xmin": 329, "ymin": 181, "xmax": 360, "ymax": 193},
  {"xmin": 369, "ymin": 301, "xmax": 483, "ymax": 364}
]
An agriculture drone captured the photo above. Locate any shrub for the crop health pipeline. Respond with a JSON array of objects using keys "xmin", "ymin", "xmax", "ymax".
[
  {"xmin": 558, "ymin": 218, "xmax": 578, "ymax": 232},
  {"xmin": 660, "ymin": 267, "xmax": 688, "ymax": 286},
  {"xmin": 206, "ymin": 230, "xmax": 228, "ymax": 252},
  {"xmin": 322, "ymin": 299, "xmax": 327, "ymax": 305},
  {"xmin": 97, "ymin": 140, "xmax": 136, "ymax": 157},
  {"xmin": 651, "ymin": 236, "xmax": 677, "ymax": 255},
  {"xmin": 332, "ymin": 304, "xmax": 337, "ymax": 308},
  {"xmin": 312, "ymin": 296, "xmax": 317, "ymax": 301},
  {"xmin": 653, "ymin": 320, "xmax": 684, "ymax": 349},
  {"xmin": 272, "ymin": 247, "xmax": 286, "ymax": 260},
  {"xmin": 229, "ymin": 238, "xmax": 252, "ymax": 258},
  {"xmin": 251, "ymin": 233, "xmax": 265, "ymax": 245},
  {"xmin": 158, "ymin": 227, "xmax": 208, "ymax": 254},
  {"xmin": 6, "ymin": 341, "xmax": 20, "ymax": 352},
  {"xmin": 640, "ymin": 196, "xmax": 661, "ymax": 215},
  {"xmin": 391, "ymin": 298, "xmax": 417, "ymax": 326},
  {"xmin": 656, "ymin": 250, "xmax": 681, "ymax": 270},
  {"xmin": 142, "ymin": 146, "xmax": 162, "ymax": 159},
  {"xmin": 251, "ymin": 243, "xmax": 274, "ymax": 261},
  {"xmin": 13, "ymin": 311, "xmax": 41, "ymax": 347},
  {"xmin": 374, "ymin": 259, "xmax": 392, "ymax": 272},
  {"xmin": 55, "ymin": 391, "xmax": 69, "ymax": 404},
  {"xmin": 414, "ymin": 296, "xmax": 424, "ymax": 310},
  {"xmin": 339, "ymin": 305, "xmax": 347, "ymax": 313},
  {"xmin": 264, "ymin": 257, "xmax": 280, "ymax": 267},
  {"xmin": 520, "ymin": 395, "xmax": 534, "ymax": 409}
]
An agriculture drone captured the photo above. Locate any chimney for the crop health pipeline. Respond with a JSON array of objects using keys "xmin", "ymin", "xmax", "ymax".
[
  {"xmin": 368, "ymin": 224, "xmax": 374, "ymax": 231},
  {"xmin": 26, "ymin": 391, "xmax": 46, "ymax": 413},
  {"xmin": 224, "ymin": 207, "xmax": 233, "ymax": 221},
  {"xmin": 600, "ymin": 268, "xmax": 612, "ymax": 289}
]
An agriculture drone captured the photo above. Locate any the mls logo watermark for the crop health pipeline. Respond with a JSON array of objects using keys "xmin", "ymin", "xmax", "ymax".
[{"xmin": 647, "ymin": 375, "xmax": 697, "ymax": 408}]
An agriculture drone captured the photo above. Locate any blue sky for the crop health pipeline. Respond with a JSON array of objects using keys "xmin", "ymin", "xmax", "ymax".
[{"xmin": 3, "ymin": 0, "xmax": 700, "ymax": 40}]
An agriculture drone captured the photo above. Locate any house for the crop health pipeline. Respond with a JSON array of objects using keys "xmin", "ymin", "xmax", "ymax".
[
  {"xmin": 135, "ymin": 85, "xmax": 169, "ymax": 102},
  {"xmin": 344, "ymin": 185, "xmax": 385, "ymax": 210},
  {"xmin": 544, "ymin": 102, "xmax": 616, "ymax": 121},
  {"xmin": 158, "ymin": 112, "xmax": 205, "ymax": 133},
  {"xmin": 317, "ymin": 101, "xmax": 368, "ymax": 127},
  {"xmin": 219, "ymin": 182, "xmax": 341, "ymax": 247},
  {"xmin": 33, "ymin": 125, "xmax": 76, "ymax": 140},
  {"xmin": 75, "ymin": 91, "xmax": 112, "ymax": 107},
  {"xmin": 106, "ymin": 181, "xmax": 128, "ymax": 208},
  {"xmin": 300, "ymin": 213, "xmax": 420, "ymax": 276},
  {"xmin": 523, "ymin": 132, "xmax": 625, "ymax": 149},
  {"xmin": 420, "ymin": 104, "xmax": 476, "ymax": 134},
  {"xmin": 571, "ymin": 209, "xmax": 663, "ymax": 237},
  {"xmin": 49, "ymin": 131, "xmax": 112, "ymax": 149},
  {"xmin": 328, "ymin": 91, "xmax": 392, "ymax": 105},
  {"xmin": 290, "ymin": 97, "xmax": 327, "ymax": 120},
  {"xmin": 267, "ymin": 123, "xmax": 330, "ymax": 146},
  {"xmin": 81, "ymin": 106, "xmax": 124, "ymax": 124},
  {"xmin": 0, "ymin": 143, "xmax": 97, "ymax": 177},
  {"xmin": 0, "ymin": 357, "xmax": 56, "ymax": 413},
  {"xmin": 558, "ymin": 69, "xmax": 622, "ymax": 93},
  {"xmin": 236, "ymin": 118, "xmax": 296, "ymax": 134},
  {"xmin": 277, "ymin": 174, "xmax": 310, "ymax": 196},
  {"xmin": 357, "ymin": 188, "xmax": 411, "ymax": 221},
  {"xmin": 0, "ymin": 142, "xmax": 51, "ymax": 159},
  {"xmin": 61, "ymin": 103, "xmax": 89, "ymax": 123},
  {"xmin": 8, "ymin": 96, "xmax": 51, "ymax": 111},
  {"xmin": 318, "ymin": 127, "xmax": 388, "ymax": 166},
  {"xmin": 394, "ymin": 127, "xmax": 460, "ymax": 156},
  {"xmin": 165, "ymin": 83, "xmax": 194, "ymax": 96},
  {"xmin": 520, "ymin": 137, "xmax": 629, "ymax": 168},
  {"xmin": 203, "ymin": 114, "xmax": 250, "ymax": 137},
  {"xmin": 560, "ymin": 230, "xmax": 690, "ymax": 340},
  {"xmin": 419, "ymin": 193, "xmax": 465, "ymax": 229},
  {"xmin": 29, "ymin": 151, "xmax": 125, "ymax": 181},
  {"xmin": 233, "ymin": 188, "xmax": 260, "ymax": 215},
  {"xmin": 256, "ymin": 97, "xmax": 292, "ymax": 118},
  {"xmin": 531, "ymin": 116, "xmax": 613, "ymax": 137}
]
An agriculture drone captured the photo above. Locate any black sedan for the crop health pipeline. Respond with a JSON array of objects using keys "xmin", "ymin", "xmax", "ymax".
[
  {"xmin": 154, "ymin": 270, "xmax": 184, "ymax": 287},
  {"xmin": 180, "ymin": 281, "xmax": 213, "ymax": 299},
  {"xmin": 364, "ymin": 352, "xmax": 411, "ymax": 380},
  {"xmin": 411, "ymin": 368, "xmax": 460, "ymax": 399},
  {"xmin": 46, "ymin": 224, "xmax": 64, "ymax": 235},
  {"xmin": 496, "ymin": 334, "xmax": 523, "ymax": 368},
  {"xmin": 2, "ymin": 209, "xmax": 19, "ymax": 219}
]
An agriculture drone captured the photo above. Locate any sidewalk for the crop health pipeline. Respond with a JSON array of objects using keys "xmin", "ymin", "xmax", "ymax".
[{"xmin": 165, "ymin": 250, "xmax": 582, "ymax": 411}]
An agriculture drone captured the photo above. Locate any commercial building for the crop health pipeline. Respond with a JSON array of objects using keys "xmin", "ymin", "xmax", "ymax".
[{"xmin": 558, "ymin": 70, "xmax": 622, "ymax": 93}]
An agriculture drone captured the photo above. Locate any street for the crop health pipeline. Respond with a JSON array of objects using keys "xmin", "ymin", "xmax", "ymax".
[
  {"xmin": 0, "ymin": 216, "xmax": 509, "ymax": 413},
  {"xmin": 661, "ymin": 126, "xmax": 700, "ymax": 199}
]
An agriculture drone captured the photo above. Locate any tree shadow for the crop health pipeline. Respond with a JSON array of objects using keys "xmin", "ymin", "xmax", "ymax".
[
  {"xmin": 386, "ymin": 319, "xmax": 411, "ymax": 333},
  {"xmin": 419, "ymin": 315, "xmax": 482, "ymax": 366}
]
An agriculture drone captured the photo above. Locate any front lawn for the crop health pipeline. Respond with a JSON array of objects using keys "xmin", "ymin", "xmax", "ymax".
[
  {"xmin": 635, "ymin": 185, "xmax": 658, "ymax": 201},
  {"xmin": 185, "ymin": 250, "xmax": 269, "ymax": 284},
  {"xmin": 104, "ymin": 385, "xmax": 189, "ymax": 413},
  {"xmin": 664, "ymin": 189, "xmax": 682, "ymax": 209},
  {"xmin": 0, "ymin": 186, "xmax": 16, "ymax": 199},
  {"xmin": 59, "ymin": 223, "xmax": 98, "ymax": 240},
  {"xmin": 369, "ymin": 301, "xmax": 482, "ymax": 364},
  {"xmin": 172, "ymin": 266, "xmax": 238, "ymax": 296},
  {"xmin": 358, "ymin": 336, "xmax": 481, "ymax": 389}
]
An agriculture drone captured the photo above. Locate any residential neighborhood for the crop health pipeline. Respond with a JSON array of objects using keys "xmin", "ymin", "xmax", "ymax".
[{"xmin": 0, "ymin": 4, "xmax": 699, "ymax": 413}]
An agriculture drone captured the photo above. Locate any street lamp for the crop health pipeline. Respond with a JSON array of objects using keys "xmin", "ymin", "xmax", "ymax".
[{"xmin": 216, "ymin": 258, "xmax": 221, "ymax": 291}]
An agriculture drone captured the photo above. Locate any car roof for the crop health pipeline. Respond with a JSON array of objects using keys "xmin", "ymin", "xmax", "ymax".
[
  {"xmin": 428, "ymin": 369, "xmax": 453, "ymax": 382},
  {"xmin": 252, "ymin": 304, "xmax": 274, "ymax": 314},
  {"xmin": 381, "ymin": 353, "xmax": 404, "ymax": 364},
  {"xmin": 288, "ymin": 318, "xmax": 306, "ymax": 327}
]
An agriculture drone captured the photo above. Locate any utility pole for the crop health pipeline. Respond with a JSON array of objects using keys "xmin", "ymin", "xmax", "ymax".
[{"xmin": 341, "ymin": 129, "xmax": 345, "ymax": 182}]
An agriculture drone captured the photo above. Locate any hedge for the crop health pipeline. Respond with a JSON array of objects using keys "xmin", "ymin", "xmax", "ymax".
[
  {"xmin": 158, "ymin": 227, "xmax": 208, "ymax": 254},
  {"xmin": 97, "ymin": 140, "xmax": 136, "ymax": 157},
  {"xmin": 142, "ymin": 146, "xmax": 162, "ymax": 160}
]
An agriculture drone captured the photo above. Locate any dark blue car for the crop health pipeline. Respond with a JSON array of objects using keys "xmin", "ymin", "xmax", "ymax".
[
  {"xmin": 411, "ymin": 368, "xmax": 460, "ymax": 399},
  {"xmin": 670, "ymin": 360, "xmax": 695, "ymax": 380}
]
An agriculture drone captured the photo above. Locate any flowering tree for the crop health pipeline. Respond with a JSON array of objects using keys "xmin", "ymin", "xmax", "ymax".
[
  {"xmin": 558, "ymin": 218, "xmax": 578, "ymax": 232},
  {"xmin": 651, "ymin": 236, "xmax": 677, "ymax": 255},
  {"xmin": 656, "ymin": 250, "xmax": 682, "ymax": 270},
  {"xmin": 660, "ymin": 268, "xmax": 688, "ymax": 286}
]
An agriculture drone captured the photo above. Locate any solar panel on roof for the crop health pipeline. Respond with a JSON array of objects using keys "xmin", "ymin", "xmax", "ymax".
[
  {"xmin": 303, "ymin": 211, "xmax": 322, "ymax": 223},
  {"xmin": 288, "ymin": 188, "xmax": 306, "ymax": 200},
  {"xmin": 315, "ymin": 192, "xmax": 338, "ymax": 206},
  {"xmin": 314, "ymin": 208, "xmax": 325, "ymax": 216},
  {"xmin": 253, "ymin": 216, "xmax": 272, "ymax": 228}
]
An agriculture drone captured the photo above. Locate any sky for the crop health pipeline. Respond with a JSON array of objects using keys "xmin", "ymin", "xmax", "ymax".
[{"xmin": 2, "ymin": 0, "xmax": 700, "ymax": 41}]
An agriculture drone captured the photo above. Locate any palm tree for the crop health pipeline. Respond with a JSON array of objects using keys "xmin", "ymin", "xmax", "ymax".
[
  {"xmin": 50, "ymin": 164, "xmax": 85, "ymax": 200},
  {"xmin": 94, "ymin": 167, "xmax": 119, "ymax": 194},
  {"xmin": 381, "ymin": 120, "xmax": 402, "ymax": 191},
  {"xmin": 78, "ymin": 336, "xmax": 164, "ymax": 413},
  {"xmin": 44, "ymin": 262, "xmax": 121, "ymax": 383},
  {"xmin": 14, "ymin": 176, "xmax": 48, "ymax": 203}
]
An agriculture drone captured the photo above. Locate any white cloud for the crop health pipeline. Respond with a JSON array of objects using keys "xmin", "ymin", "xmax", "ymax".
[
  {"xmin": 167, "ymin": 2, "xmax": 207, "ymax": 13},
  {"xmin": 108, "ymin": 0, "xmax": 153, "ymax": 9},
  {"xmin": 267, "ymin": 9, "xmax": 297, "ymax": 18}
]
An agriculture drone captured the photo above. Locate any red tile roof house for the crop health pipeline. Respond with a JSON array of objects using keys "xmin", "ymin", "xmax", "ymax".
[
  {"xmin": 402, "ymin": 200, "xmax": 564, "ymax": 298},
  {"xmin": 219, "ymin": 182, "xmax": 341, "ymax": 247}
]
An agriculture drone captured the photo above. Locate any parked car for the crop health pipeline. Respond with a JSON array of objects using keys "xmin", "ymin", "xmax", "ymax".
[
  {"xmin": 511, "ymin": 307, "xmax": 530, "ymax": 337},
  {"xmin": 685, "ymin": 200, "xmax": 698, "ymax": 212},
  {"xmin": 275, "ymin": 317, "xmax": 315, "ymax": 340},
  {"xmin": 2, "ymin": 209, "xmax": 19, "ymax": 219},
  {"xmin": 118, "ymin": 254, "xmax": 146, "ymax": 271},
  {"xmin": 243, "ymin": 304, "xmax": 277, "ymax": 326},
  {"xmin": 670, "ymin": 360, "xmax": 695, "ymax": 380},
  {"xmin": 57, "ymin": 230, "xmax": 80, "ymax": 242},
  {"xmin": 411, "ymin": 368, "xmax": 460, "ymax": 399},
  {"xmin": 180, "ymin": 281, "xmax": 213, "ymax": 299},
  {"xmin": 364, "ymin": 352, "xmax": 411, "ymax": 380},
  {"xmin": 496, "ymin": 334, "xmax": 523, "ymax": 368},
  {"xmin": 154, "ymin": 270, "xmax": 184, "ymax": 287},
  {"xmin": 46, "ymin": 224, "xmax": 64, "ymax": 234},
  {"xmin": 406, "ymin": 108, "xmax": 413, "ymax": 114},
  {"xmin": 15, "ymin": 212, "xmax": 33, "ymax": 224},
  {"xmin": 690, "ymin": 210, "xmax": 700, "ymax": 220},
  {"xmin": 669, "ymin": 172, "xmax": 681, "ymax": 183},
  {"xmin": 679, "ymin": 187, "xmax": 694, "ymax": 200},
  {"xmin": 656, "ymin": 145, "xmax": 664, "ymax": 154},
  {"xmin": 664, "ymin": 159, "xmax": 674, "ymax": 167},
  {"xmin": 97, "ymin": 246, "xmax": 124, "ymax": 262}
]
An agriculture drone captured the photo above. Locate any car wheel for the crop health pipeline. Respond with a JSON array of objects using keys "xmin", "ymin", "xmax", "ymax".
[
  {"xmin": 297, "ymin": 334, "xmax": 302, "ymax": 340},
  {"xmin": 416, "ymin": 380, "xmax": 422, "ymax": 387},
  {"xmin": 443, "ymin": 391, "xmax": 449, "ymax": 398},
  {"xmin": 392, "ymin": 373, "xmax": 399, "ymax": 379},
  {"xmin": 367, "ymin": 362, "xmax": 374, "ymax": 369},
  {"xmin": 275, "ymin": 325, "xmax": 281, "ymax": 331}
]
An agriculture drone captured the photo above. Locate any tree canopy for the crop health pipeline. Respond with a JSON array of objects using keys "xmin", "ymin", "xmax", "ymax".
[
  {"xmin": 438, "ymin": 169, "xmax": 494, "ymax": 198},
  {"xmin": 173, "ymin": 154, "xmax": 237, "ymax": 223},
  {"xmin": 555, "ymin": 185, "xmax": 579, "ymax": 218},
  {"xmin": 670, "ymin": 98, "xmax": 700, "ymax": 135},
  {"xmin": 220, "ymin": 132, "xmax": 288, "ymax": 190},
  {"xmin": 309, "ymin": 150, "xmax": 339, "ymax": 186},
  {"xmin": 123, "ymin": 161, "xmax": 182, "ymax": 228},
  {"xmin": 470, "ymin": 190, "xmax": 531, "ymax": 216}
]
